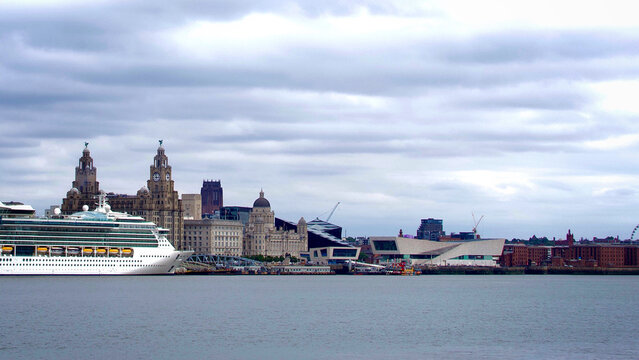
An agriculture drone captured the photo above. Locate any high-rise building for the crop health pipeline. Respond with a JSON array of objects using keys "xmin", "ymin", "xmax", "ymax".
[
  {"xmin": 416, "ymin": 218, "xmax": 444, "ymax": 241},
  {"xmin": 201, "ymin": 180, "xmax": 223, "ymax": 216}
]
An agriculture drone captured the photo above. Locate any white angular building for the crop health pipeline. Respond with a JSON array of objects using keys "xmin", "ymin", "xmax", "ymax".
[{"xmin": 369, "ymin": 236, "xmax": 506, "ymax": 266}]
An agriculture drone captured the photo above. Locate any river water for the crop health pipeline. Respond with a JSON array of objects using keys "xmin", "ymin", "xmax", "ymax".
[{"xmin": 1, "ymin": 275, "xmax": 638, "ymax": 359}]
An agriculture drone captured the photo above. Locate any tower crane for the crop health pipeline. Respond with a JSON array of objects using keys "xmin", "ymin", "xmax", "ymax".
[
  {"xmin": 326, "ymin": 202, "xmax": 341, "ymax": 222},
  {"xmin": 472, "ymin": 212, "xmax": 484, "ymax": 236}
]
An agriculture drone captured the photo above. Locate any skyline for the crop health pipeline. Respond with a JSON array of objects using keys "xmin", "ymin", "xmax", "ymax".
[{"xmin": 2, "ymin": 1, "xmax": 639, "ymax": 239}]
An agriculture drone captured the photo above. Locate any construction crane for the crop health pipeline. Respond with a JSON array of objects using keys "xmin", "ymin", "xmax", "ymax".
[
  {"xmin": 326, "ymin": 202, "xmax": 341, "ymax": 222},
  {"xmin": 472, "ymin": 212, "xmax": 484, "ymax": 235}
]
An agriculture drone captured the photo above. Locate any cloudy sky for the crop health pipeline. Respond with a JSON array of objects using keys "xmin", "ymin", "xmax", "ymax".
[{"xmin": 2, "ymin": 0, "xmax": 639, "ymax": 240}]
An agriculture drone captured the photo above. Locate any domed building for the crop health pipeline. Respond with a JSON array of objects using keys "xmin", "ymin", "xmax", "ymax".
[{"xmin": 243, "ymin": 190, "xmax": 308, "ymax": 257}]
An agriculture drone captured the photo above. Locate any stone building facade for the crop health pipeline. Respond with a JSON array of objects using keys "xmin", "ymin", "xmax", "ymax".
[
  {"xmin": 182, "ymin": 194, "xmax": 202, "ymax": 220},
  {"xmin": 243, "ymin": 190, "xmax": 307, "ymax": 257},
  {"xmin": 61, "ymin": 142, "xmax": 184, "ymax": 249},
  {"xmin": 184, "ymin": 218, "xmax": 243, "ymax": 256}
]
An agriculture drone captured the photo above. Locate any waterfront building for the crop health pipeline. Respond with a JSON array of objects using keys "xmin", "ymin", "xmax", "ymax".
[
  {"xmin": 369, "ymin": 236, "xmax": 506, "ymax": 266},
  {"xmin": 184, "ymin": 218, "xmax": 243, "ymax": 256},
  {"xmin": 500, "ymin": 231, "xmax": 639, "ymax": 268},
  {"xmin": 182, "ymin": 194, "xmax": 202, "ymax": 219},
  {"xmin": 243, "ymin": 190, "xmax": 308, "ymax": 257},
  {"xmin": 306, "ymin": 246, "xmax": 360, "ymax": 264},
  {"xmin": 201, "ymin": 180, "xmax": 223, "ymax": 216},
  {"xmin": 305, "ymin": 219, "xmax": 359, "ymax": 264},
  {"xmin": 500, "ymin": 244, "xmax": 529, "ymax": 266},
  {"xmin": 416, "ymin": 218, "xmax": 444, "ymax": 241},
  {"xmin": 61, "ymin": 142, "xmax": 185, "ymax": 249}
]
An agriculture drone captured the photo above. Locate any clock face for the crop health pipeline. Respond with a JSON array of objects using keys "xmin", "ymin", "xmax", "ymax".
[
  {"xmin": 153, "ymin": 172, "xmax": 160, "ymax": 182},
  {"xmin": 165, "ymin": 173, "xmax": 170, "ymax": 181}
]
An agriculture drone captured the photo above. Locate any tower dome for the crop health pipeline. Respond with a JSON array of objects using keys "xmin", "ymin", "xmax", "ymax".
[
  {"xmin": 137, "ymin": 186, "xmax": 150, "ymax": 196},
  {"xmin": 252, "ymin": 189, "xmax": 271, "ymax": 208}
]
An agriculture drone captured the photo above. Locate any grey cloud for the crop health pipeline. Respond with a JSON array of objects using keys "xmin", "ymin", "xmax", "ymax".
[
  {"xmin": 594, "ymin": 187, "xmax": 636, "ymax": 198},
  {"xmin": 449, "ymin": 83, "xmax": 593, "ymax": 110},
  {"xmin": 444, "ymin": 30, "xmax": 639, "ymax": 64},
  {"xmin": 2, "ymin": 2, "xmax": 639, "ymax": 238}
]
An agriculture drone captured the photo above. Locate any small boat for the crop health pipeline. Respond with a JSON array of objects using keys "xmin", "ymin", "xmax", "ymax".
[
  {"xmin": 121, "ymin": 248, "xmax": 133, "ymax": 257},
  {"xmin": 51, "ymin": 247, "xmax": 64, "ymax": 255},
  {"xmin": 384, "ymin": 262, "xmax": 419, "ymax": 276},
  {"xmin": 68, "ymin": 247, "xmax": 81, "ymax": 255},
  {"xmin": 1, "ymin": 246, "xmax": 13, "ymax": 254},
  {"xmin": 83, "ymin": 248, "xmax": 94, "ymax": 254},
  {"xmin": 96, "ymin": 248, "xmax": 107, "ymax": 256},
  {"xmin": 109, "ymin": 248, "xmax": 120, "ymax": 256}
]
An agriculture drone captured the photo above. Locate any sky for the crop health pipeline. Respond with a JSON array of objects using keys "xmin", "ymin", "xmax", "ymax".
[{"xmin": 2, "ymin": 1, "xmax": 639, "ymax": 240}]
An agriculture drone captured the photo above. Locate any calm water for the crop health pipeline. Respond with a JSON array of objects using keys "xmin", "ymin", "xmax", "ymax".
[{"xmin": 1, "ymin": 275, "xmax": 638, "ymax": 359}]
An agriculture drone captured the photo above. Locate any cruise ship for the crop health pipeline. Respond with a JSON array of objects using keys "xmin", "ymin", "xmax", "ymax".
[{"xmin": 0, "ymin": 194, "xmax": 192, "ymax": 275}]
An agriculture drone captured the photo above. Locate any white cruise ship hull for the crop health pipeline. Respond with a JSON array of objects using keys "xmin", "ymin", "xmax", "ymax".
[
  {"xmin": 0, "ymin": 249, "xmax": 193, "ymax": 275},
  {"xmin": 1, "ymin": 195, "xmax": 193, "ymax": 275}
]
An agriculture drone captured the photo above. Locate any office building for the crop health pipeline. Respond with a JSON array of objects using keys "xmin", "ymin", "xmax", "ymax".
[{"xmin": 184, "ymin": 218, "xmax": 243, "ymax": 256}]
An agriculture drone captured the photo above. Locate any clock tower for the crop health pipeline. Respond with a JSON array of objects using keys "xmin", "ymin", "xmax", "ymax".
[
  {"xmin": 147, "ymin": 140, "xmax": 175, "ymax": 207},
  {"xmin": 107, "ymin": 141, "xmax": 184, "ymax": 248},
  {"xmin": 144, "ymin": 140, "xmax": 183, "ymax": 248}
]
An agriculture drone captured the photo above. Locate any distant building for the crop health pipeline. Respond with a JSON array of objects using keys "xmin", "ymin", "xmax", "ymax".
[
  {"xmin": 182, "ymin": 194, "xmax": 202, "ymax": 219},
  {"xmin": 44, "ymin": 205, "xmax": 59, "ymax": 217},
  {"xmin": 201, "ymin": 180, "xmax": 223, "ymax": 216},
  {"xmin": 243, "ymin": 190, "xmax": 307, "ymax": 257},
  {"xmin": 184, "ymin": 218, "xmax": 243, "ymax": 256},
  {"xmin": 439, "ymin": 232, "xmax": 478, "ymax": 241},
  {"xmin": 416, "ymin": 218, "xmax": 444, "ymax": 241}
]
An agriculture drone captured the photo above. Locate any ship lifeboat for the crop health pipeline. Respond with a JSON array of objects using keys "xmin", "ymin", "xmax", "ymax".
[
  {"xmin": 1, "ymin": 246, "xmax": 13, "ymax": 254},
  {"xmin": 51, "ymin": 247, "xmax": 64, "ymax": 256},
  {"xmin": 96, "ymin": 248, "xmax": 107, "ymax": 257},
  {"xmin": 37, "ymin": 247, "xmax": 49, "ymax": 254},
  {"xmin": 68, "ymin": 247, "xmax": 81, "ymax": 256},
  {"xmin": 83, "ymin": 248, "xmax": 94, "ymax": 255},
  {"xmin": 121, "ymin": 248, "xmax": 133, "ymax": 257},
  {"xmin": 109, "ymin": 248, "xmax": 120, "ymax": 257}
]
